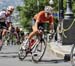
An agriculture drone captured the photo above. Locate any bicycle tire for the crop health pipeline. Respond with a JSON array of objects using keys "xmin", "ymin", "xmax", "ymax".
[
  {"xmin": 0, "ymin": 30, "xmax": 3, "ymax": 50},
  {"xmin": 0, "ymin": 46, "xmax": 2, "ymax": 51},
  {"xmin": 0, "ymin": 40, "xmax": 3, "ymax": 51},
  {"xmin": 18, "ymin": 47, "xmax": 27, "ymax": 61},
  {"xmin": 70, "ymin": 44, "xmax": 75, "ymax": 66},
  {"xmin": 32, "ymin": 39, "xmax": 46, "ymax": 63}
]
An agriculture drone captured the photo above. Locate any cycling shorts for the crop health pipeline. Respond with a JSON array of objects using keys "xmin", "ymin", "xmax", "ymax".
[
  {"xmin": 0, "ymin": 22, "xmax": 7, "ymax": 29},
  {"xmin": 32, "ymin": 19, "xmax": 45, "ymax": 30},
  {"xmin": 20, "ymin": 31, "xmax": 24, "ymax": 36}
]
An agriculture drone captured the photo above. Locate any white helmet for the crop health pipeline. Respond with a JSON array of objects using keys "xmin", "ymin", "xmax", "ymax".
[
  {"xmin": 44, "ymin": 6, "xmax": 53, "ymax": 14},
  {"xmin": 7, "ymin": 6, "xmax": 14, "ymax": 11},
  {"xmin": 20, "ymin": 28, "xmax": 23, "ymax": 31}
]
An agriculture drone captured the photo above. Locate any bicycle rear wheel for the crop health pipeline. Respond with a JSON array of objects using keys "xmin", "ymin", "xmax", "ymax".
[
  {"xmin": 32, "ymin": 39, "xmax": 46, "ymax": 63},
  {"xmin": 70, "ymin": 44, "xmax": 75, "ymax": 66}
]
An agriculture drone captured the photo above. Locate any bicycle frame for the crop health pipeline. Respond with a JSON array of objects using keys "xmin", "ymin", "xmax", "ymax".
[
  {"xmin": 30, "ymin": 29, "xmax": 45, "ymax": 52},
  {"xmin": 18, "ymin": 26, "xmax": 47, "ymax": 61}
]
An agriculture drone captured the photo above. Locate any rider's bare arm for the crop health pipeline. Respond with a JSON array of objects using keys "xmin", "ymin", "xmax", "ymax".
[
  {"xmin": 34, "ymin": 19, "xmax": 40, "ymax": 30},
  {"xmin": 49, "ymin": 16, "xmax": 54, "ymax": 33},
  {"xmin": 50, "ymin": 22, "xmax": 54, "ymax": 30}
]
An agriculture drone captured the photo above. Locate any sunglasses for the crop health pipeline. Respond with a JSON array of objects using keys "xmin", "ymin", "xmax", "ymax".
[
  {"xmin": 46, "ymin": 12, "xmax": 51, "ymax": 15},
  {"xmin": 8, "ymin": 10, "xmax": 13, "ymax": 13}
]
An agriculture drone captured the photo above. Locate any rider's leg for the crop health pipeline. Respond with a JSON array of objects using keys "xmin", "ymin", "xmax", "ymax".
[
  {"xmin": 22, "ymin": 25, "xmax": 38, "ymax": 49},
  {"xmin": 2, "ymin": 29, "xmax": 7, "ymax": 36},
  {"xmin": 26, "ymin": 25, "xmax": 38, "ymax": 42},
  {"xmin": 14, "ymin": 32, "xmax": 19, "ymax": 42}
]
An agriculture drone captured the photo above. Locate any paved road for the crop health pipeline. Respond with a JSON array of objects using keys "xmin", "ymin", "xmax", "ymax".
[{"xmin": 0, "ymin": 45, "xmax": 72, "ymax": 66}]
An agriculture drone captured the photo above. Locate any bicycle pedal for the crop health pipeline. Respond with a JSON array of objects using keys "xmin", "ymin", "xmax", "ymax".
[{"xmin": 26, "ymin": 51, "xmax": 32, "ymax": 54}]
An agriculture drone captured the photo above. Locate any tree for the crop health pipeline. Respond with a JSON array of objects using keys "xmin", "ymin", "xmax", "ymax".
[
  {"xmin": 16, "ymin": 0, "xmax": 49, "ymax": 31},
  {"xmin": 17, "ymin": 0, "xmax": 75, "ymax": 31}
]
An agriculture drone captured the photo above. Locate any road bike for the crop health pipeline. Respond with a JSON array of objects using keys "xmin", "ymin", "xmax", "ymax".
[{"xmin": 18, "ymin": 26, "xmax": 47, "ymax": 63}]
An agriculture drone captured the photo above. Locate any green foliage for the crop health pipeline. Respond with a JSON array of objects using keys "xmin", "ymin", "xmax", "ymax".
[
  {"xmin": 72, "ymin": 0, "xmax": 75, "ymax": 14},
  {"xmin": 16, "ymin": 0, "xmax": 49, "ymax": 30},
  {"xmin": 17, "ymin": 0, "xmax": 75, "ymax": 31}
]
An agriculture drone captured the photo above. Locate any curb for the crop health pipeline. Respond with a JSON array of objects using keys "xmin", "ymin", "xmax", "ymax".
[{"xmin": 48, "ymin": 41, "xmax": 72, "ymax": 58}]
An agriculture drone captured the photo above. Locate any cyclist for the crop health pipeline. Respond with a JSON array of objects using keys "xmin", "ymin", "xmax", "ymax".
[
  {"xmin": 0, "ymin": 6, "xmax": 14, "ymax": 48},
  {"xmin": 0, "ymin": 6, "xmax": 14, "ymax": 37},
  {"xmin": 22, "ymin": 6, "xmax": 54, "ymax": 50},
  {"xmin": 17, "ymin": 28, "xmax": 25, "ymax": 38},
  {"xmin": 20, "ymin": 28, "xmax": 25, "ymax": 41},
  {"xmin": 18, "ymin": 28, "xmax": 25, "ymax": 44},
  {"xmin": 15, "ymin": 26, "xmax": 21, "ymax": 43},
  {"xmin": 8, "ymin": 24, "xmax": 15, "ymax": 33}
]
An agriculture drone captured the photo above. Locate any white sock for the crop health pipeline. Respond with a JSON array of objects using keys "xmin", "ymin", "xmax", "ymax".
[{"xmin": 23, "ymin": 39, "xmax": 29, "ymax": 46}]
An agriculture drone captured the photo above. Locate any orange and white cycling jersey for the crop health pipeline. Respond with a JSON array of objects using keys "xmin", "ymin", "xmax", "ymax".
[{"xmin": 33, "ymin": 11, "xmax": 54, "ymax": 24}]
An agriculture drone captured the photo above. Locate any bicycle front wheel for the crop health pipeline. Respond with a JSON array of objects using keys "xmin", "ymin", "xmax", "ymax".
[
  {"xmin": 32, "ymin": 39, "xmax": 46, "ymax": 63},
  {"xmin": 18, "ymin": 47, "xmax": 27, "ymax": 61},
  {"xmin": 70, "ymin": 44, "xmax": 75, "ymax": 66}
]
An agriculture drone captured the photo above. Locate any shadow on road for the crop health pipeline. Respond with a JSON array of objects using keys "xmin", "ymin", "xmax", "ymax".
[
  {"xmin": 0, "ymin": 55, "xmax": 18, "ymax": 58},
  {"xmin": 0, "ymin": 52, "xmax": 18, "ymax": 58},
  {"xmin": 0, "ymin": 52, "xmax": 69, "ymax": 64},
  {"xmin": 0, "ymin": 54, "xmax": 69, "ymax": 64},
  {"xmin": 40, "ymin": 59, "xmax": 65, "ymax": 63},
  {"xmin": 22, "ymin": 58, "xmax": 67, "ymax": 64}
]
